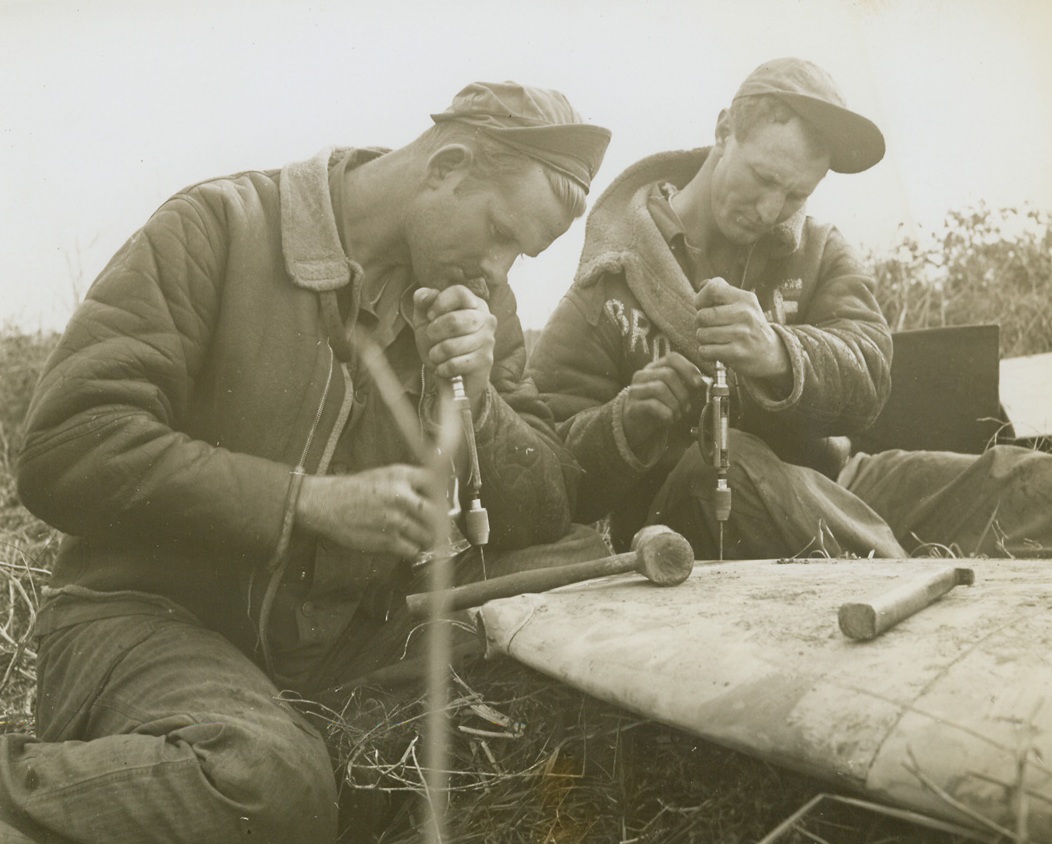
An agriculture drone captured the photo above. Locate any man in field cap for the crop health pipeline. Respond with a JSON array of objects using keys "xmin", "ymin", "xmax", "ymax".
[
  {"xmin": 4, "ymin": 81, "xmax": 610, "ymax": 842},
  {"xmin": 530, "ymin": 57, "xmax": 1052, "ymax": 563},
  {"xmin": 432, "ymin": 80, "xmax": 613, "ymax": 190}
]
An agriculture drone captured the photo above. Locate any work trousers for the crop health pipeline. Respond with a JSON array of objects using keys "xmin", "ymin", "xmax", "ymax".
[
  {"xmin": 0, "ymin": 526, "xmax": 609, "ymax": 844},
  {"xmin": 649, "ymin": 431, "xmax": 1052, "ymax": 560},
  {"xmin": 0, "ymin": 591, "xmax": 337, "ymax": 844}
]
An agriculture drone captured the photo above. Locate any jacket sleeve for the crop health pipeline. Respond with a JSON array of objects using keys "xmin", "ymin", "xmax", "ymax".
[
  {"xmin": 527, "ymin": 282, "xmax": 659, "ymax": 525},
  {"xmin": 463, "ymin": 280, "xmax": 578, "ymax": 549},
  {"xmin": 738, "ymin": 225, "xmax": 893, "ymax": 439},
  {"xmin": 17, "ymin": 191, "xmax": 297, "ymax": 562}
]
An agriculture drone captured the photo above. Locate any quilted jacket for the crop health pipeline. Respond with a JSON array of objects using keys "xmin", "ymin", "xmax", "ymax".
[
  {"xmin": 528, "ymin": 148, "xmax": 892, "ymax": 527},
  {"xmin": 18, "ymin": 147, "xmax": 576, "ymax": 655}
]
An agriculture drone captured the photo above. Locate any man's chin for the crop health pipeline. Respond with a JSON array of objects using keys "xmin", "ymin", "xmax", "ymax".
[
  {"xmin": 730, "ymin": 223, "xmax": 764, "ymax": 246},
  {"xmin": 423, "ymin": 269, "xmax": 468, "ymax": 291},
  {"xmin": 716, "ymin": 216, "xmax": 761, "ymax": 246}
]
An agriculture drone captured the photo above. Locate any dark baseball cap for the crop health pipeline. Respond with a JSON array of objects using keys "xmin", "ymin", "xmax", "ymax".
[
  {"xmin": 733, "ymin": 58, "xmax": 885, "ymax": 174},
  {"xmin": 431, "ymin": 81, "xmax": 612, "ymax": 193}
]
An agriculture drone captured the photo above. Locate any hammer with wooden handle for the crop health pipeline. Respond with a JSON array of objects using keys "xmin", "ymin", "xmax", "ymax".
[
  {"xmin": 405, "ymin": 524, "xmax": 694, "ymax": 618},
  {"xmin": 838, "ymin": 566, "xmax": 975, "ymax": 641}
]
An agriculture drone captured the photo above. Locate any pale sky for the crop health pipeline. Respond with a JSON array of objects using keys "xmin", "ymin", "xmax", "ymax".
[{"xmin": 2, "ymin": 0, "xmax": 1050, "ymax": 332}]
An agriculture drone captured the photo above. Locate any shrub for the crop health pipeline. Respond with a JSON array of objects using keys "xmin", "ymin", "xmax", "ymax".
[
  {"xmin": 0, "ymin": 329, "xmax": 58, "ymax": 476},
  {"xmin": 870, "ymin": 203, "xmax": 1052, "ymax": 358}
]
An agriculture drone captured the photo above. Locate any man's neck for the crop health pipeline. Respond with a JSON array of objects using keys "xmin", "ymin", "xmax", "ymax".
[
  {"xmin": 669, "ymin": 154, "xmax": 741, "ymax": 275},
  {"xmin": 669, "ymin": 154, "xmax": 718, "ymax": 253},
  {"xmin": 334, "ymin": 149, "xmax": 415, "ymax": 278}
]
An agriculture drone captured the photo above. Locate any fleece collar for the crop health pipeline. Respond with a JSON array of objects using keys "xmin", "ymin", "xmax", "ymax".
[
  {"xmin": 280, "ymin": 147, "xmax": 387, "ymax": 292},
  {"xmin": 574, "ymin": 148, "xmax": 806, "ymax": 366}
]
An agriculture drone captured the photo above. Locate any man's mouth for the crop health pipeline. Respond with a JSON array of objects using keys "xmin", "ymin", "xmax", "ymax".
[
  {"xmin": 461, "ymin": 274, "xmax": 488, "ymax": 298},
  {"xmin": 436, "ymin": 268, "xmax": 487, "ymax": 297},
  {"xmin": 433, "ymin": 267, "xmax": 472, "ymax": 290}
]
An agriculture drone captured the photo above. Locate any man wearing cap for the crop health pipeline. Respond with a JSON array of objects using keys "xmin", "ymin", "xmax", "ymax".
[
  {"xmin": 529, "ymin": 57, "xmax": 1052, "ymax": 561},
  {"xmin": 4, "ymin": 82, "xmax": 611, "ymax": 842}
]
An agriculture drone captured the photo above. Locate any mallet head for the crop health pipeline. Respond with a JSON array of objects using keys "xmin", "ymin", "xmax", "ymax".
[{"xmin": 630, "ymin": 525, "xmax": 696, "ymax": 586}]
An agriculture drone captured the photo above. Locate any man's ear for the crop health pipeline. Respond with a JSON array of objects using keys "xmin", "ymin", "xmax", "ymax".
[
  {"xmin": 424, "ymin": 144, "xmax": 474, "ymax": 187},
  {"xmin": 714, "ymin": 109, "xmax": 733, "ymax": 151}
]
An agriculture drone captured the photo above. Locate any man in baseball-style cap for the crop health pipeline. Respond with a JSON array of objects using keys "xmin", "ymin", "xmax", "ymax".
[
  {"xmin": 530, "ymin": 58, "xmax": 1052, "ymax": 566},
  {"xmin": 731, "ymin": 57, "xmax": 884, "ymax": 173},
  {"xmin": 6, "ymin": 80, "xmax": 612, "ymax": 842}
]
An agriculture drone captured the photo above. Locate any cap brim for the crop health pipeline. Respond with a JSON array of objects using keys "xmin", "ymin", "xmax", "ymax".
[
  {"xmin": 429, "ymin": 118, "xmax": 612, "ymax": 191},
  {"xmin": 777, "ymin": 93, "xmax": 886, "ymax": 174}
]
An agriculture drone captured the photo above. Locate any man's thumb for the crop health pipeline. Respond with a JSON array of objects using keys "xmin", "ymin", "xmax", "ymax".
[{"xmin": 411, "ymin": 287, "xmax": 440, "ymax": 326}]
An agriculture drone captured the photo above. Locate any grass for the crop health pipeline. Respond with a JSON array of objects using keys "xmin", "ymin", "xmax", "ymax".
[
  {"xmin": 311, "ymin": 658, "xmax": 968, "ymax": 843},
  {"xmin": 319, "ymin": 660, "xmax": 824, "ymax": 842},
  {"xmin": 0, "ymin": 329, "xmax": 59, "ymax": 725}
]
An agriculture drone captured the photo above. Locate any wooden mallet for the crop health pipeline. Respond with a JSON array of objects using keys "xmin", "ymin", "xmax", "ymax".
[
  {"xmin": 405, "ymin": 524, "xmax": 695, "ymax": 618},
  {"xmin": 838, "ymin": 566, "xmax": 975, "ymax": 641}
]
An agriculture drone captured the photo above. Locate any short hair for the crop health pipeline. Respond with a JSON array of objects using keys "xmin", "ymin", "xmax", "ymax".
[
  {"xmin": 727, "ymin": 94, "xmax": 830, "ymax": 162},
  {"xmin": 418, "ymin": 123, "xmax": 587, "ymax": 219}
]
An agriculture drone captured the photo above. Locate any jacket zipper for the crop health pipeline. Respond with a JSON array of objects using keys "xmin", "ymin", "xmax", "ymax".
[
  {"xmin": 296, "ymin": 346, "xmax": 335, "ymax": 472},
  {"xmin": 315, "ymin": 363, "xmax": 354, "ymax": 475}
]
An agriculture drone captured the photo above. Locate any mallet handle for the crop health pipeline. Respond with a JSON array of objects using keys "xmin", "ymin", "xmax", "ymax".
[
  {"xmin": 838, "ymin": 566, "xmax": 974, "ymax": 640},
  {"xmin": 406, "ymin": 549, "xmax": 641, "ymax": 618}
]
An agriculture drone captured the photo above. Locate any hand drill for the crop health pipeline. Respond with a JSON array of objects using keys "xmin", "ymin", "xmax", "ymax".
[
  {"xmin": 451, "ymin": 375, "xmax": 490, "ymax": 547},
  {"xmin": 697, "ymin": 361, "xmax": 732, "ymax": 559}
]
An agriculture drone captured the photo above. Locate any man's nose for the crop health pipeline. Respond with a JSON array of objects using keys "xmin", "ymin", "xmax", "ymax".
[{"xmin": 756, "ymin": 189, "xmax": 785, "ymax": 227}]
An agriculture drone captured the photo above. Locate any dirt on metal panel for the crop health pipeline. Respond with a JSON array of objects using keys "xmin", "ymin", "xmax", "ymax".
[{"xmin": 475, "ymin": 557, "xmax": 1052, "ymax": 839}]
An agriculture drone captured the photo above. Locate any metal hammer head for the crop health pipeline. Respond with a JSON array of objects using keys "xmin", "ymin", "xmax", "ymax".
[{"xmin": 630, "ymin": 525, "xmax": 696, "ymax": 586}]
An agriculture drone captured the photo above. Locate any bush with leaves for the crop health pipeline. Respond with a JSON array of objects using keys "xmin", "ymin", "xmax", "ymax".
[{"xmin": 870, "ymin": 202, "xmax": 1052, "ymax": 358}]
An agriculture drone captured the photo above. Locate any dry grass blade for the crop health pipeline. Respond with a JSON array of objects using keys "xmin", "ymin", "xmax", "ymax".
[{"xmin": 314, "ymin": 657, "xmax": 832, "ymax": 842}]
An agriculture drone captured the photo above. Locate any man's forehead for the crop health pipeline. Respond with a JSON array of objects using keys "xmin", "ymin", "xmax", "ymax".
[{"xmin": 740, "ymin": 122, "xmax": 830, "ymax": 185}]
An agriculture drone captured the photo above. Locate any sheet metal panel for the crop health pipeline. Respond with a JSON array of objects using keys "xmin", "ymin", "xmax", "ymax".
[{"xmin": 475, "ymin": 558, "xmax": 1052, "ymax": 838}]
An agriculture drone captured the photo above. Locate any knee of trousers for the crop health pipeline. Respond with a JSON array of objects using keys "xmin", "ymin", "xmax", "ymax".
[
  {"xmin": 175, "ymin": 708, "xmax": 339, "ymax": 843},
  {"xmin": 983, "ymin": 444, "xmax": 1052, "ymax": 481}
]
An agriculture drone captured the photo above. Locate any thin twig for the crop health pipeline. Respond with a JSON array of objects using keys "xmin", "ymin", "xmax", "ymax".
[
  {"xmin": 0, "ymin": 559, "xmax": 51, "ymax": 577},
  {"xmin": 904, "ymin": 747, "xmax": 1020, "ymax": 840}
]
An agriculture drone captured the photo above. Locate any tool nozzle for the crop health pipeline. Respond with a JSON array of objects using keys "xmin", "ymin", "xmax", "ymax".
[
  {"xmin": 464, "ymin": 497, "xmax": 490, "ymax": 547},
  {"xmin": 451, "ymin": 375, "xmax": 468, "ymax": 402},
  {"xmin": 714, "ymin": 483, "xmax": 732, "ymax": 524}
]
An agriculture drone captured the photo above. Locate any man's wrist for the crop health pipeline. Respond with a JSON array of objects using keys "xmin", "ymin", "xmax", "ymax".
[
  {"xmin": 613, "ymin": 389, "xmax": 667, "ymax": 472},
  {"xmin": 758, "ymin": 329, "xmax": 795, "ymax": 398},
  {"xmin": 294, "ymin": 473, "xmax": 325, "ymax": 534}
]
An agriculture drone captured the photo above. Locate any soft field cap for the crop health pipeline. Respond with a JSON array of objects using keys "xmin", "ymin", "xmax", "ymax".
[
  {"xmin": 733, "ymin": 58, "xmax": 885, "ymax": 173},
  {"xmin": 432, "ymin": 81, "xmax": 612, "ymax": 192}
]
